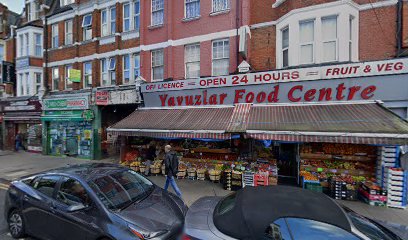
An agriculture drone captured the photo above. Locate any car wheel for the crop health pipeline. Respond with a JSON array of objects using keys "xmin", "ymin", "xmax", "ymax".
[{"xmin": 8, "ymin": 209, "xmax": 25, "ymax": 239}]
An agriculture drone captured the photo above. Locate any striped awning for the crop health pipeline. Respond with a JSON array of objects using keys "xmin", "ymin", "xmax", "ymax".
[
  {"xmin": 108, "ymin": 106, "xmax": 237, "ymax": 139},
  {"xmin": 246, "ymin": 102, "xmax": 408, "ymax": 145}
]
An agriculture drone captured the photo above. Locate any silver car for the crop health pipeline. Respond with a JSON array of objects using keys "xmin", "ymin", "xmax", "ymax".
[{"xmin": 183, "ymin": 186, "xmax": 404, "ymax": 240}]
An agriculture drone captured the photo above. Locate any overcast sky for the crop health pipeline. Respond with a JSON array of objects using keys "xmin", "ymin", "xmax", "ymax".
[{"xmin": 2, "ymin": 0, "xmax": 24, "ymax": 14}]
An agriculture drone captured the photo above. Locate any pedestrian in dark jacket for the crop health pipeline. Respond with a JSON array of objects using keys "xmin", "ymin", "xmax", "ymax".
[{"xmin": 163, "ymin": 145, "xmax": 182, "ymax": 197}]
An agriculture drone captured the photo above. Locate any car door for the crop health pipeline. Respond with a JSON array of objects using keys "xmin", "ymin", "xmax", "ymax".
[
  {"xmin": 48, "ymin": 177, "xmax": 101, "ymax": 240},
  {"xmin": 21, "ymin": 175, "xmax": 61, "ymax": 240}
]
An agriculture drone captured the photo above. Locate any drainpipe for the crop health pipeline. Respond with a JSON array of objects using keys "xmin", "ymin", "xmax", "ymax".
[
  {"xmin": 235, "ymin": 0, "xmax": 240, "ymax": 71},
  {"xmin": 44, "ymin": 15, "xmax": 49, "ymax": 94},
  {"xmin": 397, "ymin": 0, "xmax": 403, "ymax": 56}
]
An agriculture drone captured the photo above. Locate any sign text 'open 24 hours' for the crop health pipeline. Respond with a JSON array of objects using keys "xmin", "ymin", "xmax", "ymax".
[{"xmin": 141, "ymin": 59, "xmax": 408, "ymax": 108}]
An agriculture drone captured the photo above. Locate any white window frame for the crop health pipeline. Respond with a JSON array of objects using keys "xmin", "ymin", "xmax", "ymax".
[
  {"xmin": 19, "ymin": 35, "xmax": 24, "ymax": 57},
  {"xmin": 133, "ymin": 53, "xmax": 140, "ymax": 82},
  {"xmin": 123, "ymin": 54, "xmax": 131, "ymax": 84},
  {"xmin": 83, "ymin": 61, "xmax": 92, "ymax": 88},
  {"xmin": 65, "ymin": 19, "xmax": 73, "ymax": 45},
  {"xmin": 18, "ymin": 74, "xmax": 23, "ymax": 96},
  {"xmin": 185, "ymin": 0, "xmax": 200, "ymax": 19},
  {"xmin": 60, "ymin": 0, "xmax": 75, "ymax": 7},
  {"xmin": 82, "ymin": 14, "xmax": 93, "ymax": 41},
  {"xmin": 27, "ymin": 3, "xmax": 32, "ymax": 22},
  {"xmin": 212, "ymin": 39, "xmax": 230, "ymax": 76},
  {"xmin": 65, "ymin": 65, "xmax": 73, "ymax": 90},
  {"xmin": 0, "ymin": 44, "xmax": 4, "ymax": 62},
  {"xmin": 275, "ymin": 2, "xmax": 359, "ymax": 68},
  {"xmin": 25, "ymin": 33, "xmax": 29, "ymax": 56},
  {"xmin": 0, "ymin": 16, "xmax": 3, "ymax": 33},
  {"xmin": 212, "ymin": 0, "xmax": 229, "ymax": 13},
  {"xmin": 35, "ymin": 33, "xmax": 42, "ymax": 57},
  {"xmin": 123, "ymin": 1, "xmax": 141, "ymax": 32},
  {"xmin": 151, "ymin": 49, "xmax": 164, "ymax": 81},
  {"xmin": 281, "ymin": 27, "xmax": 289, "ymax": 68},
  {"xmin": 35, "ymin": 72, "xmax": 42, "ymax": 94},
  {"xmin": 25, "ymin": 73, "xmax": 30, "ymax": 95},
  {"xmin": 321, "ymin": 15, "xmax": 338, "ymax": 63},
  {"xmin": 52, "ymin": 24, "xmax": 59, "ymax": 48},
  {"xmin": 101, "ymin": 57, "xmax": 116, "ymax": 86},
  {"xmin": 299, "ymin": 19, "xmax": 315, "ymax": 65},
  {"xmin": 185, "ymin": 43, "xmax": 200, "ymax": 79},
  {"xmin": 101, "ymin": 7, "xmax": 116, "ymax": 37},
  {"xmin": 151, "ymin": 0, "xmax": 164, "ymax": 26},
  {"xmin": 52, "ymin": 67, "xmax": 59, "ymax": 91}
]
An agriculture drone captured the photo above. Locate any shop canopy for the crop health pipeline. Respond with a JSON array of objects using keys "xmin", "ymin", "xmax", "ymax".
[
  {"xmin": 246, "ymin": 102, "xmax": 408, "ymax": 145},
  {"xmin": 108, "ymin": 102, "xmax": 408, "ymax": 145},
  {"xmin": 107, "ymin": 106, "xmax": 244, "ymax": 140}
]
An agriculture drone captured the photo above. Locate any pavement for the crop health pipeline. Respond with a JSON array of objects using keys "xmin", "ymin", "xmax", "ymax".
[{"xmin": 0, "ymin": 151, "xmax": 407, "ymax": 239}]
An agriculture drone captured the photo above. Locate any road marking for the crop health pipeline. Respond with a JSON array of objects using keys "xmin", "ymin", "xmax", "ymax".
[
  {"xmin": 0, "ymin": 183, "xmax": 9, "ymax": 190},
  {"xmin": 5, "ymin": 171, "xmax": 28, "ymax": 177}
]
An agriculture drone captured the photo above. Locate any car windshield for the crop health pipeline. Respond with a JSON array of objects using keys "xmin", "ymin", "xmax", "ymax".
[
  {"xmin": 345, "ymin": 208, "xmax": 401, "ymax": 240},
  {"xmin": 215, "ymin": 193, "xmax": 237, "ymax": 216},
  {"xmin": 88, "ymin": 169, "xmax": 154, "ymax": 211}
]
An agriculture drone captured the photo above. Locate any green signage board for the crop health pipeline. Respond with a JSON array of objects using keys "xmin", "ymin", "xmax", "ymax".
[
  {"xmin": 69, "ymin": 69, "xmax": 81, "ymax": 83},
  {"xmin": 42, "ymin": 110, "xmax": 85, "ymax": 121},
  {"xmin": 43, "ymin": 97, "xmax": 89, "ymax": 110}
]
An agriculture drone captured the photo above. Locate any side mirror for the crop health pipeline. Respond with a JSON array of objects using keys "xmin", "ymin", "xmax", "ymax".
[{"xmin": 67, "ymin": 203, "xmax": 87, "ymax": 212}]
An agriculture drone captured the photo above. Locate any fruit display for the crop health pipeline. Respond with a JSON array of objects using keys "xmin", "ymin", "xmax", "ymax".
[
  {"xmin": 301, "ymin": 143, "xmax": 376, "ymax": 156},
  {"xmin": 300, "ymin": 171, "xmax": 319, "ymax": 181},
  {"xmin": 123, "ymin": 150, "xmax": 140, "ymax": 162}
]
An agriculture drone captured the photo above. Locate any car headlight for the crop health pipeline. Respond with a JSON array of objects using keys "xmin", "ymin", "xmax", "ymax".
[{"xmin": 128, "ymin": 224, "xmax": 168, "ymax": 239}]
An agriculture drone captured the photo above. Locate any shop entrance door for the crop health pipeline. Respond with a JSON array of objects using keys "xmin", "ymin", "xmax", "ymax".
[{"xmin": 277, "ymin": 143, "xmax": 298, "ymax": 185}]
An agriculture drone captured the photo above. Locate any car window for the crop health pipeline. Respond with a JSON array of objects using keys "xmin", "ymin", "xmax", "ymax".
[
  {"xmin": 33, "ymin": 175, "xmax": 60, "ymax": 198},
  {"xmin": 264, "ymin": 218, "xmax": 293, "ymax": 240},
  {"xmin": 215, "ymin": 193, "xmax": 236, "ymax": 216},
  {"xmin": 56, "ymin": 177, "xmax": 91, "ymax": 206},
  {"xmin": 88, "ymin": 169, "xmax": 153, "ymax": 210},
  {"xmin": 347, "ymin": 211, "xmax": 399, "ymax": 240},
  {"xmin": 286, "ymin": 218, "xmax": 360, "ymax": 240}
]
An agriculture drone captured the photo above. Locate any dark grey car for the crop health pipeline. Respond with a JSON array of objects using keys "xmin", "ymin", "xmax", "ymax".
[
  {"xmin": 184, "ymin": 186, "xmax": 404, "ymax": 240},
  {"xmin": 4, "ymin": 163, "xmax": 187, "ymax": 240}
]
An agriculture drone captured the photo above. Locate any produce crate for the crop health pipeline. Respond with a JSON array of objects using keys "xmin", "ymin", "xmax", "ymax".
[
  {"xmin": 177, "ymin": 170, "xmax": 187, "ymax": 179},
  {"xmin": 242, "ymin": 172, "xmax": 255, "ymax": 187},
  {"xmin": 305, "ymin": 182, "xmax": 323, "ymax": 193},
  {"xmin": 150, "ymin": 167, "xmax": 161, "ymax": 175},
  {"xmin": 268, "ymin": 176, "xmax": 278, "ymax": 186},
  {"xmin": 197, "ymin": 169, "xmax": 206, "ymax": 180},
  {"xmin": 254, "ymin": 173, "xmax": 269, "ymax": 187}
]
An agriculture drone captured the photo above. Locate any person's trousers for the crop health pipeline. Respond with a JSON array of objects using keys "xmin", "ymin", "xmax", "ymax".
[{"xmin": 164, "ymin": 176, "xmax": 182, "ymax": 197}]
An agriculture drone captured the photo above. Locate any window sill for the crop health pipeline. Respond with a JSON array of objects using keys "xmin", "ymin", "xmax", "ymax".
[
  {"xmin": 148, "ymin": 24, "xmax": 164, "ymax": 30},
  {"xmin": 209, "ymin": 9, "xmax": 230, "ymax": 17},
  {"xmin": 182, "ymin": 16, "xmax": 201, "ymax": 22},
  {"xmin": 99, "ymin": 35, "xmax": 116, "ymax": 45},
  {"xmin": 121, "ymin": 30, "xmax": 140, "ymax": 41}
]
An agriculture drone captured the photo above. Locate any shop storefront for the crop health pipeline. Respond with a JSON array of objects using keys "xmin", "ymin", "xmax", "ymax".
[
  {"xmin": 109, "ymin": 58, "xmax": 408, "ymax": 207},
  {"xmin": 42, "ymin": 94, "xmax": 96, "ymax": 159},
  {"xmin": 1, "ymin": 98, "xmax": 42, "ymax": 152}
]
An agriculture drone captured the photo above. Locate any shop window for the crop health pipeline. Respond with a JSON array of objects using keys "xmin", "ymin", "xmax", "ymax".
[
  {"xmin": 52, "ymin": 24, "xmax": 59, "ymax": 48},
  {"xmin": 101, "ymin": 7, "xmax": 116, "ymax": 36},
  {"xmin": 35, "ymin": 33, "xmax": 42, "ymax": 57},
  {"xmin": 65, "ymin": 19, "xmax": 73, "ymax": 45},
  {"xmin": 52, "ymin": 67, "xmax": 59, "ymax": 91},
  {"xmin": 82, "ymin": 14, "xmax": 93, "ymax": 41},
  {"xmin": 152, "ymin": 49, "xmax": 164, "ymax": 81},
  {"xmin": 276, "ymin": 2, "xmax": 358, "ymax": 68},
  {"xmin": 212, "ymin": 39, "xmax": 229, "ymax": 76},
  {"xmin": 185, "ymin": 0, "xmax": 200, "ymax": 19},
  {"xmin": 185, "ymin": 44, "xmax": 200, "ymax": 79},
  {"xmin": 151, "ymin": 0, "xmax": 164, "ymax": 26},
  {"xmin": 35, "ymin": 73, "xmax": 42, "ymax": 94},
  {"xmin": 83, "ymin": 61, "xmax": 92, "ymax": 88},
  {"xmin": 65, "ymin": 65, "xmax": 73, "ymax": 90},
  {"xmin": 212, "ymin": 0, "xmax": 229, "ymax": 13}
]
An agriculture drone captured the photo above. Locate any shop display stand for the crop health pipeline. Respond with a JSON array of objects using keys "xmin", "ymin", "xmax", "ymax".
[
  {"xmin": 385, "ymin": 168, "xmax": 407, "ymax": 209},
  {"xmin": 242, "ymin": 172, "xmax": 255, "ymax": 187}
]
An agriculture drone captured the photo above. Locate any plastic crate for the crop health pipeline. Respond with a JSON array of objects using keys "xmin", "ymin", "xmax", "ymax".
[
  {"xmin": 254, "ymin": 173, "xmax": 269, "ymax": 186},
  {"xmin": 242, "ymin": 172, "xmax": 255, "ymax": 188},
  {"xmin": 305, "ymin": 182, "xmax": 323, "ymax": 193}
]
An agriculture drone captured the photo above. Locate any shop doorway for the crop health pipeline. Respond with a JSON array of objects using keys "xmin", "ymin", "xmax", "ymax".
[{"xmin": 276, "ymin": 143, "xmax": 298, "ymax": 185}]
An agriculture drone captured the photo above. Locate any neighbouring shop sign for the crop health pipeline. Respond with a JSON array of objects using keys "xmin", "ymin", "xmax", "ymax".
[
  {"xmin": 43, "ymin": 97, "xmax": 89, "ymax": 110},
  {"xmin": 108, "ymin": 89, "xmax": 140, "ymax": 105},
  {"xmin": 96, "ymin": 91, "xmax": 109, "ymax": 105},
  {"xmin": 42, "ymin": 110, "xmax": 85, "ymax": 121},
  {"xmin": 142, "ymin": 58, "xmax": 408, "ymax": 93},
  {"xmin": 69, "ymin": 69, "xmax": 81, "ymax": 83},
  {"xmin": 143, "ymin": 74, "xmax": 408, "ymax": 107},
  {"xmin": 82, "ymin": 110, "xmax": 95, "ymax": 121},
  {"xmin": 4, "ymin": 100, "xmax": 39, "ymax": 111},
  {"xmin": 15, "ymin": 58, "xmax": 29, "ymax": 70}
]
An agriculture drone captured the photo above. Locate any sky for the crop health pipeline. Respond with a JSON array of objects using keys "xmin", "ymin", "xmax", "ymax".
[{"xmin": 2, "ymin": 0, "xmax": 24, "ymax": 14}]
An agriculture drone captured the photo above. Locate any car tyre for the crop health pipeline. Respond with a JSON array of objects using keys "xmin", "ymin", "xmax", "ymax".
[{"xmin": 8, "ymin": 209, "xmax": 26, "ymax": 239}]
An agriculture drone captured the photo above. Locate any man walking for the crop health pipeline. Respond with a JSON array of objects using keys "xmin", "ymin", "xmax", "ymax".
[
  {"xmin": 15, "ymin": 132, "xmax": 23, "ymax": 152},
  {"xmin": 163, "ymin": 145, "xmax": 182, "ymax": 198}
]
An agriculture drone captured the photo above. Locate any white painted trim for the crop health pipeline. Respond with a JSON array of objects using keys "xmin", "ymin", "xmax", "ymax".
[
  {"xmin": 251, "ymin": 101, "xmax": 377, "ymax": 107},
  {"xmin": 121, "ymin": 30, "xmax": 140, "ymax": 41},
  {"xmin": 272, "ymin": 0, "xmax": 287, "ymax": 8},
  {"xmin": 99, "ymin": 35, "xmax": 116, "ymax": 45},
  {"xmin": 359, "ymin": 0, "xmax": 397, "ymax": 11},
  {"xmin": 47, "ymin": 28, "xmax": 238, "ymax": 67},
  {"xmin": 246, "ymin": 130, "xmax": 408, "ymax": 139},
  {"xmin": 251, "ymin": 21, "xmax": 277, "ymax": 29},
  {"xmin": 141, "ymin": 105, "xmax": 234, "ymax": 110}
]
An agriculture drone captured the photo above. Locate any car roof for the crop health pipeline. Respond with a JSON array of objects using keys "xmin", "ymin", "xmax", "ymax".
[
  {"xmin": 41, "ymin": 163, "xmax": 128, "ymax": 182},
  {"xmin": 213, "ymin": 185, "xmax": 351, "ymax": 240}
]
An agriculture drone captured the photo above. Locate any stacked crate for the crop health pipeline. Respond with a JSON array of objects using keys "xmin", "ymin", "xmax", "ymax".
[
  {"xmin": 386, "ymin": 168, "xmax": 408, "ymax": 209},
  {"xmin": 376, "ymin": 146, "xmax": 399, "ymax": 187},
  {"xmin": 330, "ymin": 179, "xmax": 347, "ymax": 200},
  {"xmin": 223, "ymin": 170, "xmax": 232, "ymax": 191},
  {"xmin": 242, "ymin": 171, "xmax": 255, "ymax": 187}
]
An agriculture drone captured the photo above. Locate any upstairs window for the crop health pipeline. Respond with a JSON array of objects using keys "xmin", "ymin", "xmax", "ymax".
[
  {"xmin": 101, "ymin": 7, "xmax": 116, "ymax": 36},
  {"xmin": 52, "ymin": 67, "xmax": 59, "ymax": 91},
  {"xmin": 212, "ymin": 0, "xmax": 229, "ymax": 13},
  {"xmin": 52, "ymin": 24, "xmax": 59, "ymax": 48},
  {"xmin": 25, "ymin": 33, "xmax": 29, "ymax": 56},
  {"xmin": 65, "ymin": 19, "xmax": 73, "ymax": 45},
  {"xmin": 35, "ymin": 73, "xmax": 42, "ymax": 94},
  {"xmin": 82, "ymin": 14, "xmax": 93, "ymax": 41},
  {"xmin": 35, "ymin": 33, "xmax": 42, "ymax": 57},
  {"xmin": 212, "ymin": 39, "xmax": 229, "ymax": 76},
  {"xmin": 299, "ymin": 20, "xmax": 314, "ymax": 65},
  {"xmin": 65, "ymin": 65, "xmax": 73, "ymax": 90},
  {"xmin": 0, "ymin": 44, "xmax": 3, "ymax": 62},
  {"xmin": 101, "ymin": 57, "xmax": 116, "ymax": 86},
  {"xmin": 19, "ymin": 35, "xmax": 24, "ymax": 57},
  {"xmin": 152, "ymin": 49, "xmax": 164, "ymax": 81},
  {"xmin": 281, "ymin": 27, "xmax": 289, "ymax": 67},
  {"xmin": 322, "ymin": 16, "xmax": 338, "ymax": 62},
  {"xmin": 83, "ymin": 61, "xmax": 92, "ymax": 88},
  {"xmin": 151, "ymin": 0, "xmax": 164, "ymax": 26},
  {"xmin": 27, "ymin": 2, "xmax": 40, "ymax": 22},
  {"xmin": 185, "ymin": 0, "xmax": 200, "ymax": 19},
  {"xmin": 185, "ymin": 44, "xmax": 200, "ymax": 79},
  {"xmin": 60, "ymin": 0, "xmax": 75, "ymax": 7},
  {"xmin": 0, "ymin": 16, "xmax": 3, "ymax": 32}
]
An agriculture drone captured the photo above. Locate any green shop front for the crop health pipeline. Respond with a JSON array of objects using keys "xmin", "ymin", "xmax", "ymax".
[{"xmin": 42, "ymin": 95, "xmax": 97, "ymax": 159}]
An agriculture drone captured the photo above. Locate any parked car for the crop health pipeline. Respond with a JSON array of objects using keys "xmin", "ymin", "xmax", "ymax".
[
  {"xmin": 184, "ymin": 186, "xmax": 404, "ymax": 240},
  {"xmin": 5, "ymin": 163, "xmax": 187, "ymax": 240}
]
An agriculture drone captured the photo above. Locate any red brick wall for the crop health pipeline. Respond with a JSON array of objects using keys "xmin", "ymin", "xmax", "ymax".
[
  {"xmin": 5, "ymin": 38, "xmax": 15, "ymax": 62},
  {"xmin": 249, "ymin": 26, "xmax": 276, "ymax": 71},
  {"xmin": 403, "ymin": 1, "xmax": 408, "ymax": 48}
]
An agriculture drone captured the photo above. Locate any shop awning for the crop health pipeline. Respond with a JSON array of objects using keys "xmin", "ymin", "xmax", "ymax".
[
  {"xmin": 107, "ymin": 106, "xmax": 238, "ymax": 139},
  {"xmin": 246, "ymin": 102, "xmax": 408, "ymax": 145}
]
